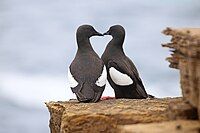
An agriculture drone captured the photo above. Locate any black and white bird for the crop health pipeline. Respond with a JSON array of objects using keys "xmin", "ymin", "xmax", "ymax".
[
  {"xmin": 68, "ymin": 25, "xmax": 107, "ymax": 102},
  {"xmin": 101, "ymin": 25, "xmax": 148, "ymax": 99}
]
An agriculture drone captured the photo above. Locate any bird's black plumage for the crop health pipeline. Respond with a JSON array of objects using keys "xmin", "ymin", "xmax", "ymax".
[
  {"xmin": 101, "ymin": 25, "xmax": 148, "ymax": 99},
  {"xmin": 69, "ymin": 25, "xmax": 106, "ymax": 102}
]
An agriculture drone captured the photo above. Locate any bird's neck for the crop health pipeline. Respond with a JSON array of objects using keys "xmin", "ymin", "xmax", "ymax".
[
  {"xmin": 76, "ymin": 35, "xmax": 94, "ymax": 52},
  {"xmin": 108, "ymin": 35, "xmax": 125, "ymax": 51}
]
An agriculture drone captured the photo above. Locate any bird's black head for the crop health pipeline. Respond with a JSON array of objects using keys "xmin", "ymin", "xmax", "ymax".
[
  {"xmin": 103, "ymin": 25, "xmax": 125, "ymax": 38},
  {"xmin": 76, "ymin": 25, "xmax": 103, "ymax": 38}
]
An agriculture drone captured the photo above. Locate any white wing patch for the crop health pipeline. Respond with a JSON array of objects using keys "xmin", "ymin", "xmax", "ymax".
[
  {"xmin": 109, "ymin": 67, "xmax": 133, "ymax": 86},
  {"xmin": 68, "ymin": 68, "xmax": 78, "ymax": 88},
  {"xmin": 95, "ymin": 65, "xmax": 107, "ymax": 87}
]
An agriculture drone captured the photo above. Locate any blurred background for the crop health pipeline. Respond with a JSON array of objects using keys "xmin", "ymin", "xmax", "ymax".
[{"xmin": 0, "ymin": 0, "xmax": 200, "ymax": 132}]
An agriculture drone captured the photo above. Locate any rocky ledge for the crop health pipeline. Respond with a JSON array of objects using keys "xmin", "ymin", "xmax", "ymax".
[{"xmin": 46, "ymin": 98, "xmax": 198, "ymax": 133}]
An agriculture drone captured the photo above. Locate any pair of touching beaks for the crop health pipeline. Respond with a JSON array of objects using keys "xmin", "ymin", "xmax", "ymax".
[
  {"xmin": 94, "ymin": 30, "xmax": 110, "ymax": 36},
  {"xmin": 76, "ymin": 24, "xmax": 125, "ymax": 38}
]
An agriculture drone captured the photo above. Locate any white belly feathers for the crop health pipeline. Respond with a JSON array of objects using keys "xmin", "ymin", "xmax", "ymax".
[
  {"xmin": 68, "ymin": 66, "xmax": 107, "ymax": 88},
  {"xmin": 109, "ymin": 67, "xmax": 133, "ymax": 86},
  {"xmin": 68, "ymin": 68, "xmax": 79, "ymax": 88},
  {"xmin": 95, "ymin": 65, "xmax": 107, "ymax": 87}
]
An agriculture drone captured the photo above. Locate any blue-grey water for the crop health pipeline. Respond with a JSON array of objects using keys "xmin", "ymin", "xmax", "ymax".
[{"xmin": 0, "ymin": 0, "xmax": 200, "ymax": 132}]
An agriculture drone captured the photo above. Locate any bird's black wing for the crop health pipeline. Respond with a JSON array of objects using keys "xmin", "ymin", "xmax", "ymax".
[
  {"xmin": 126, "ymin": 56, "xmax": 139, "ymax": 76},
  {"xmin": 125, "ymin": 57, "xmax": 148, "ymax": 98},
  {"xmin": 108, "ymin": 58, "xmax": 148, "ymax": 98}
]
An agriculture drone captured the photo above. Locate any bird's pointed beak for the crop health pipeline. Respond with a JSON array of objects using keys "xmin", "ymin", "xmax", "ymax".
[
  {"xmin": 103, "ymin": 31, "xmax": 110, "ymax": 36},
  {"xmin": 94, "ymin": 31, "xmax": 103, "ymax": 36}
]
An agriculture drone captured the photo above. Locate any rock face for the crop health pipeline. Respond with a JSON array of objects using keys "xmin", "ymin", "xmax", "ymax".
[
  {"xmin": 119, "ymin": 120, "xmax": 200, "ymax": 133},
  {"xmin": 162, "ymin": 28, "xmax": 200, "ymax": 118},
  {"xmin": 46, "ymin": 98, "xmax": 197, "ymax": 133}
]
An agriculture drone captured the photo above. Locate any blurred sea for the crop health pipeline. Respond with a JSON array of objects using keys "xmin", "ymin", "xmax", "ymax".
[{"xmin": 0, "ymin": 0, "xmax": 200, "ymax": 132}]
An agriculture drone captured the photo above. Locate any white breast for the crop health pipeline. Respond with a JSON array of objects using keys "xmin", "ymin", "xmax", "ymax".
[
  {"xmin": 95, "ymin": 65, "xmax": 107, "ymax": 87},
  {"xmin": 68, "ymin": 68, "xmax": 78, "ymax": 88},
  {"xmin": 109, "ymin": 67, "xmax": 133, "ymax": 86}
]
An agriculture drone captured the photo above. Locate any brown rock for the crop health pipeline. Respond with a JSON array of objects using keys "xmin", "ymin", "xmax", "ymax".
[
  {"xmin": 46, "ymin": 98, "xmax": 185, "ymax": 133},
  {"xmin": 168, "ymin": 100, "xmax": 198, "ymax": 120},
  {"xmin": 118, "ymin": 120, "xmax": 200, "ymax": 133},
  {"xmin": 162, "ymin": 28, "xmax": 200, "ymax": 118}
]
